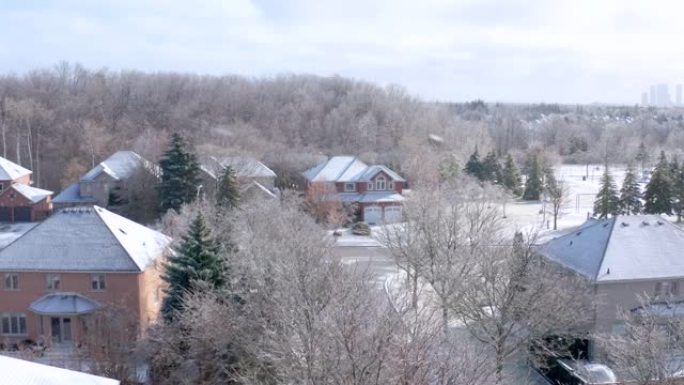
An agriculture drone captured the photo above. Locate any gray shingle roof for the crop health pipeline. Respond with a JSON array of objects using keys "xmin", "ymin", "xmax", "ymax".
[
  {"xmin": 0, "ymin": 156, "xmax": 31, "ymax": 181},
  {"xmin": 538, "ymin": 215, "xmax": 684, "ymax": 282},
  {"xmin": 0, "ymin": 206, "xmax": 171, "ymax": 272},
  {"xmin": 302, "ymin": 156, "xmax": 405, "ymax": 183},
  {"xmin": 30, "ymin": 292, "xmax": 102, "ymax": 315},
  {"xmin": 81, "ymin": 151, "xmax": 152, "ymax": 182}
]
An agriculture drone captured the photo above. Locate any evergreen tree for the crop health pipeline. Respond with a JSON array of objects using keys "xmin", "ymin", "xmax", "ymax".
[
  {"xmin": 158, "ymin": 133, "xmax": 201, "ymax": 213},
  {"xmin": 501, "ymin": 154, "xmax": 522, "ymax": 195},
  {"xmin": 593, "ymin": 165, "xmax": 620, "ymax": 219},
  {"xmin": 216, "ymin": 166, "xmax": 240, "ymax": 209},
  {"xmin": 464, "ymin": 148, "xmax": 484, "ymax": 180},
  {"xmin": 673, "ymin": 163, "xmax": 684, "ymax": 222},
  {"xmin": 481, "ymin": 151, "xmax": 502, "ymax": 183},
  {"xmin": 161, "ymin": 213, "xmax": 227, "ymax": 323},
  {"xmin": 522, "ymin": 154, "xmax": 543, "ymax": 201},
  {"xmin": 635, "ymin": 141, "xmax": 649, "ymax": 171},
  {"xmin": 618, "ymin": 165, "xmax": 642, "ymax": 215},
  {"xmin": 644, "ymin": 151, "xmax": 673, "ymax": 215}
]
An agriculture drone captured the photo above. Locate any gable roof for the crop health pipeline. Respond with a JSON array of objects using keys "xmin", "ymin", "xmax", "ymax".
[
  {"xmin": 215, "ymin": 157, "xmax": 276, "ymax": 178},
  {"xmin": 81, "ymin": 151, "xmax": 152, "ymax": 182},
  {"xmin": 10, "ymin": 183, "xmax": 53, "ymax": 203},
  {"xmin": 0, "ymin": 156, "xmax": 31, "ymax": 181},
  {"xmin": 0, "ymin": 355, "xmax": 119, "ymax": 385},
  {"xmin": 537, "ymin": 215, "xmax": 684, "ymax": 282},
  {"xmin": 0, "ymin": 206, "xmax": 171, "ymax": 272},
  {"xmin": 52, "ymin": 182, "xmax": 98, "ymax": 204},
  {"xmin": 302, "ymin": 156, "xmax": 405, "ymax": 183}
]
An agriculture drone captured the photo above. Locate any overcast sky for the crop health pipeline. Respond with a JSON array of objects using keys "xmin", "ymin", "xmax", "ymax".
[{"xmin": 0, "ymin": 0, "xmax": 682, "ymax": 104}]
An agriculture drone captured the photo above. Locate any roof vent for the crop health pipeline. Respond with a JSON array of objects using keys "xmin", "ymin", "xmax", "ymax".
[
  {"xmin": 642, "ymin": 221, "xmax": 650, "ymax": 226},
  {"xmin": 621, "ymin": 222, "xmax": 629, "ymax": 227},
  {"xmin": 569, "ymin": 240, "xmax": 573, "ymax": 246},
  {"xmin": 576, "ymin": 231, "xmax": 582, "ymax": 236},
  {"xmin": 602, "ymin": 223, "xmax": 609, "ymax": 228},
  {"xmin": 657, "ymin": 220, "xmax": 664, "ymax": 226},
  {"xmin": 119, "ymin": 228, "xmax": 127, "ymax": 235}
]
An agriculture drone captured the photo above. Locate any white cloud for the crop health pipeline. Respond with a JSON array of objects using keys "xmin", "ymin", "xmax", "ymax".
[{"xmin": 0, "ymin": 0, "xmax": 682, "ymax": 103}]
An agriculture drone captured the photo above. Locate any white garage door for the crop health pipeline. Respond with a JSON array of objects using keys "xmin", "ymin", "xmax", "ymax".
[
  {"xmin": 363, "ymin": 206, "xmax": 382, "ymax": 225},
  {"xmin": 384, "ymin": 206, "xmax": 402, "ymax": 223}
]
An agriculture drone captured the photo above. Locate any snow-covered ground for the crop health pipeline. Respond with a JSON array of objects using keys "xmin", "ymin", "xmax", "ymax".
[{"xmin": 0, "ymin": 222, "xmax": 37, "ymax": 249}]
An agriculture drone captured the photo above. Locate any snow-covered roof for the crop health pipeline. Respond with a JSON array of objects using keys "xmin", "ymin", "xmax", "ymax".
[
  {"xmin": 0, "ymin": 206, "xmax": 171, "ymax": 272},
  {"xmin": 30, "ymin": 292, "xmax": 102, "ymax": 315},
  {"xmin": 538, "ymin": 215, "xmax": 684, "ymax": 282},
  {"xmin": 81, "ymin": 151, "xmax": 151, "ymax": 182},
  {"xmin": 358, "ymin": 192, "xmax": 406, "ymax": 203},
  {"xmin": 303, "ymin": 156, "xmax": 405, "ymax": 183},
  {"xmin": 214, "ymin": 157, "xmax": 276, "ymax": 178},
  {"xmin": 242, "ymin": 181, "xmax": 278, "ymax": 199},
  {"xmin": 0, "ymin": 355, "xmax": 119, "ymax": 385},
  {"xmin": 11, "ymin": 183, "xmax": 52, "ymax": 203},
  {"xmin": 0, "ymin": 156, "xmax": 31, "ymax": 181},
  {"xmin": 52, "ymin": 182, "xmax": 97, "ymax": 204}
]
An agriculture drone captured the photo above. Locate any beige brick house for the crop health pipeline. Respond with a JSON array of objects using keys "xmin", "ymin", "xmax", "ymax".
[{"xmin": 0, "ymin": 206, "xmax": 171, "ymax": 346}]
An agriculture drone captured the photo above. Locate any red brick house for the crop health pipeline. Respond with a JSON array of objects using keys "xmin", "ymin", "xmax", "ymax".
[
  {"xmin": 0, "ymin": 206, "xmax": 171, "ymax": 346},
  {"xmin": 0, "ymin": 157, "xmax": 52, "ymax": 222},
  {"xmin": 303, "ymin": 156, "xmax": 406, "ymax": 225}
]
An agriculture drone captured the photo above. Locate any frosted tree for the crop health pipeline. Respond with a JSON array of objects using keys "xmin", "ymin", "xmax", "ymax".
[
  {"xmin": 619, "ymin": 165, "xmax": 642, "ymax": 215},
  {"xmin": 593, "ymin": 165, "xmax": 620, "ymax": 219}
]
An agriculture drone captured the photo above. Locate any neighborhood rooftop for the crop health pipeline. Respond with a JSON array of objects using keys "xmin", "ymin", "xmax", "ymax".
[
  {"xmin": 303, "ymin": 156, "xmax": 406, "ymax": 182},
  {"xmin": 0, "ymin": 156, "xmax": 31, "ymax": 180},
  {"xmin": 11, "ymin": 183, "xmax": 53, "ymax": 203},
  {"xmin": 80, "ymin": 150, "xmax": 151, "ymax": 181},
  {"xmin": 0, "ymin": 206, "xmax": 171, "ymax": 272},
  {"xmin": 537, "ymin": 215, "xmax": 684, "ymax": 282},
  {"xmin": 0, "ymin": 355, "xmax": 119, "ymax": 385}
]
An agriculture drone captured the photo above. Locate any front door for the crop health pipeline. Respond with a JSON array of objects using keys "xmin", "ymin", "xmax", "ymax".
[{"xmin": 50, "ymin": 317, "xmax": 72, "ymax": 343}]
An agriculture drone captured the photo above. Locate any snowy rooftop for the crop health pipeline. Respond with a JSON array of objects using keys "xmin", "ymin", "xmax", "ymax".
[
  {"xmin": 538, "ymin": 215, "xmax": 684, "ymax": 282},
  {"xmin": 52, "ymin": 182, "xmax": 97, "ymax": 204},
  {"xmin": 81, "ymin": 151, "xmax": 151, "ymax": 182},
  {"xmin": 214, "ymin": 156, "xmax": 276, "ymax": 178},
  {"xmin": 0, "ymin": 156, "xmax": 31, "ymax": 181},
  {"xmin": 0, "ymin": 355, "xmax": 119, "ymax": 385},
  {"xmin": 303, "ymin": 156, "xmax": 405, "ymax": 183},
  {"xmin": 0, "ymin": 206, "xmax": 171, "ymax": 272},
  {"xmin": 30, "ymin": 292, "xmax": 102, "ymax": 315},
  {"xmin": 11, "ymin": 183, "xmax": 53, "ymax": 203}
]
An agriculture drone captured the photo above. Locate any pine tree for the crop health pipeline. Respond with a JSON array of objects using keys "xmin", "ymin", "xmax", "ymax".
[
  {"xmin": 501, "ymin": 154, "xmax": 522, "ymax": 195},
  {"xmin": 644, "ymin": 151, "xmax": 673, "ymax": 215},
  {"xmin": 593, "ymin": 165, "xmax": 620, "ymax": 219},
  {"xmin": 464, "ymin": 148, "xmax": 484, "ymax": 180},
  {"xmin": 481, "ymin": 151, "xmax": 501, "ymax": 183},
  {"xmin": 158, "ymin": 133, "xmax": 201, "ymax": 213},
  {"xmin": 618, "ymin": 165, "xmax": 642, "ymax": 215},
  {"xmin": 672, "ymin": 163, "xmax": 684, "ymax": 222},
  {"xmin": 161, "ymin": 213, "xmax": 227, "ymax": 323},
  {"xmin": 216, "ymin": 166, "xmax": 240, "ymax": 209},
  {"xmin": 635, "ymin": 141, "xmax": 649, "ymax": 171},
  {"xmin": 523, "ymin": 154, "xmax": 543, "ymax": 201}
]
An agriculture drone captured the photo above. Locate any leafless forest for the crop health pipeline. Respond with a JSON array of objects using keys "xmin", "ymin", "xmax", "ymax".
[{"xmin": 2, "ymin": 62, "xmax": 682, "ymax": 193}]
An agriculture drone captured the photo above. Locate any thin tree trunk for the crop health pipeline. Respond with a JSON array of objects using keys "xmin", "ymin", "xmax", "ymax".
[
  {"xmin": 15, "ymin": 122, "xmax": 20, "ymax": 165},
  {"xmin": 25, "ymin": 117, "xmax": 33, "ymax": 178}
]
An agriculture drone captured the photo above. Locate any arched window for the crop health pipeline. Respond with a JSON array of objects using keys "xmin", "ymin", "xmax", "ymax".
[{"xmin": 377, "ymin": 176, "xmax": 386, "ymax": 190}]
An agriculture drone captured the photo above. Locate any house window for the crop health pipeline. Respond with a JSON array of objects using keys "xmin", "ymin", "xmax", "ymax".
[
  {"xmin": 376, "ymin": 176, "xmax": 386, "ymax": 190},
  {"xmin": 344, "ymin": 183, "xmax": 356, "ymax": 192},
  {"xmin": 389, "ymin": 181, "xmax": 395, "ymax": 190},
  {"xmin": 4, "ymin": 273, "xmax": 18, "ymax": 290},
  {"xmin": 367, "ymin": 183, "xmax": 374, "ymax": 191},
  {"xmin": 1, "ymin": 313, "xmax": 27, "ymax": 336},
  {"xmin": 655, "ymin": 281, "xmax": 679, "ymax": 297},
  {"xmin": 91, "ymin": 274, "xmax": 106, "ymax": 291},
  {"xmin": 46, "ymin": 274, "xmax": 61, "ymax": 291}
]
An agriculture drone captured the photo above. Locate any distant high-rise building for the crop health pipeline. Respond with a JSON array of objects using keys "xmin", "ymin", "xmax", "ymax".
[
  {"xmin": 641, "ymin": 92, "xmax": 649, "ymax": 106},
  {"xmin": 677, "ymin": 84, "xmax": 683, "ymax": 106},
  {"xmin": 657, "ymin": 84, "xmax": 671, "ymax": 107},
  {"xmin": 650, "ymin": 85, "xmax": 657, "ymax": 105}
]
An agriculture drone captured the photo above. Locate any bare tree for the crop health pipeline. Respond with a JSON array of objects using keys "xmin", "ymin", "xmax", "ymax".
[{"xmin": 546, "ymin": 178, "xmax": 569, "ymax": 230}]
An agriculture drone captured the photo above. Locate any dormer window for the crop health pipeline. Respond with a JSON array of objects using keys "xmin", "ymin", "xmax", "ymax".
[
  {"xmin": 376, "ymin": 176, "xmax": 386, "ymax": 190},
  {"xmin": 367, "ymin": 183, "xmax": 374, "ymax": 191},
  {"xmin": 344, "ymin": 183, "xmax": 356, "ymax": 192},
  {"xmin": 389, "ymin": 181, "xmax": 395, "ymax": 190}
]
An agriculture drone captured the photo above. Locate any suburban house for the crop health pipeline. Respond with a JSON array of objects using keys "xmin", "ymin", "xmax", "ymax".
[
  {"xmin": 0, "ymin": 156, "xmax": 53, "ymax": 222},
  {"xmin": 302, "ymin": 156, "xmax": 406, "ymax": 225},
  {"xmin": 53, "ymin": 151, "xmax": 157, "ymax": 209},
  {"xmin": 0, "ymin": 205, "xmax": 171, "ymax": 346},
  {"xmin": 0, "ymin": 355, "xmax": 119, "ymax": 385},
  {"xmin": 537, "ymin": 214, "xmax": 684, "ymax": 359},
  {"xmin": 199, "ymin": 156, "xmax": 278, "ymax": 200}
]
